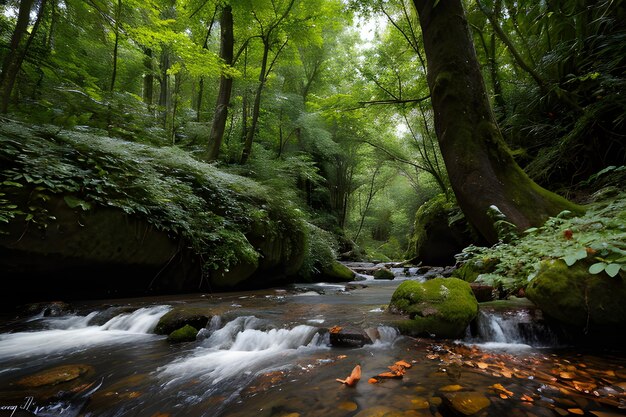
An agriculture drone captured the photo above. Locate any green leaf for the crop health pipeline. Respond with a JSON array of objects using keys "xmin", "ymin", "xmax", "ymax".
[
  {"xmin": 63, "ymin": 195, "xmax": 92, "ymax": 211},
  {"xmin": 605, "ymin": 263, "xmax": 621, "ymax": 277},
  {"xmin": 2, "ymin": 181, "xmax": 23, "ymax": 187},
  {"xmin": 433, "ymin": 0, "xmax": 440, "ymax": 7},
  {"xmin": 563, "ymin": 254, "xmax": 579, "ymax": 266},
  {"xmin": 589, "ymin": 262, "xmax": 607, "ymax": 274}
]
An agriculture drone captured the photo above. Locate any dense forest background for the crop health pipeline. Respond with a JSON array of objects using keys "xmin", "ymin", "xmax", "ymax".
[{"xmin": 1, "ymin": 0, "xmax": 624, "ymax": 265}]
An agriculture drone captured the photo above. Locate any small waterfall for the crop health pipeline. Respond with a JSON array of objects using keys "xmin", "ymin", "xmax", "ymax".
[
  {"xmin": 159, "ymin": 316, "xmax": 326, "ymax": 386},
  {"xmin": 0, "ymin": 305, "xmax": 171, "ymax": 361},
  {"xmin": 466, "ymin": 308, "xmax": 560, "ymax": 349}
]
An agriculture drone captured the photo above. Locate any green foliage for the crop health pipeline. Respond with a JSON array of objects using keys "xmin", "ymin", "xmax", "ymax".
[
  {"xmin": 0, "ymin": 120, "xmax": 310, "ymax": 275},
  {"xmin": 297, "ymin": 223, "xmax": 340, "ymax": 281},
  {"xmin": 458, "ymin": 192, "xmax": 626, "ymax": 295}
]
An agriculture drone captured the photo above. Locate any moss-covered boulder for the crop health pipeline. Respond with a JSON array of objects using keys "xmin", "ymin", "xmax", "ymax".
[
  {"xmin": 389, "ymin": 278, "xmax": 478, "ymax": 338},
  {"xmin": 453, "ymin": 257, "xmax": 498, "ymax": 283},
  {"xmin": 317, "ymin": 261, "xmax": 355, "ymax": 282},
  {"xmin": 167, "ymin": 324, "xmax": 199, "ymax": 343},
  {"xmin": 373, "ymin": 267, "xmax": 395, "ymax": 280},
  {"xmin": 154, "ymin": 306, "xmax": 211, "ymax": 335},
  {"xmin": 407, "ymin": 194, "xmax": 476, "ymax": 266},
  {"xmin": 526, "ymin": 259, "xmax": 626, "ymax": 336}
]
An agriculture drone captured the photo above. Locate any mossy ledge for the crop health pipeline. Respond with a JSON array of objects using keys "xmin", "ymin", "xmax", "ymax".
[{"xmin": 0, "ymin": 121, "xmax": 327, "ymax": 305}]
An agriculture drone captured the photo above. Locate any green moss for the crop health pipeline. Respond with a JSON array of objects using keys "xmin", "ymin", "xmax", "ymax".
[
  {"xmin": 167, "ymin": 325, "xmax": 198, "ymax": 343},
  {"xmin": 154, "ymin": 306, "xmax": 211, "ymax": 335},
  {"xmin": 373, "ymin": 268, "xmax": 395, "ymax": 280},
  {"xmin": 526, "ymin": 259, "xmax": 626, "ymax": 328},
  {"xmin": 390, "ymin": 278, "xmax": 478, "ymax": 338},
  {"xmin": 320, "ymin": 261, "xmax": 355, "ymax": 282},
  {"xmin": 453, "ymin": 257, "xmax": 498, "ymax": 282}
]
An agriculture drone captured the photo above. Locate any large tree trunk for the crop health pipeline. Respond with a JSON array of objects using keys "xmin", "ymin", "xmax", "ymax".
[
  {"xmin": 207, "ymin": 5, "xmax": 234, "ymax": 161},
  {"xmin": 0, "ymin": 0, "xmax": 37, "ymax": 113},
  {"xmin": 412, "ymin": 0, "xmax": 581, "ymax": 243},
  {"xmin": 240, "ymin": 40, "xmax": 269, "ymax": 164}
]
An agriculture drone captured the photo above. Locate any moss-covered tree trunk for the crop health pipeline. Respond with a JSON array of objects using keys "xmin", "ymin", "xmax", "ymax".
[
  {"xmin": 412, "ymin": 0, "xmax": 581, "ymax": 243},
  {"xmin": 207, "ymin": 5, "xmax": 234, "ymax": 161}
]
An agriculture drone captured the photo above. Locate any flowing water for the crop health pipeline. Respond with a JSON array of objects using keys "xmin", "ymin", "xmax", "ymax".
[{"xmin": 1, "ymin": 276, "xmax": 625, "ymax": 417}]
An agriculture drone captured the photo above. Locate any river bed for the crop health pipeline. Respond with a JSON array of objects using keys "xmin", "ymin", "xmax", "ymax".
[{"xmin": 1, "ymin": 278, "xmax": 625, "ymax": 417}]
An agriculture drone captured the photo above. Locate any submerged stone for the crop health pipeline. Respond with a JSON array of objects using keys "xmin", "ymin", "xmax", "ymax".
[
  {"xmin": 441, "ymin": 392, "xmax": 491, "ymax": 416},
  {"xmin": 17, "ymin": 364, "xmax": 94, "ymax": 388},
  {"xmin": 154, "ymin": 306, "xmax": 211, "ymax": 335}
]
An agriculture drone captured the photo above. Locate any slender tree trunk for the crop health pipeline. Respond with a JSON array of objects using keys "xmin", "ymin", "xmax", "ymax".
[
  {"xmin": 412, "ymin": 0, "xmax": 581, "ymax": 243},
  {"xmin": 207, "ymin": 5, "xmax": 234, "ymax": 161},
  {"xmin": 240, "ymin": 40, "xmax": 269, "ymax": 164},
  {"xmin": 158, "ymin": 49, "xmax": 170, "ymax": 128},
  {"xmin": 142, "ymin": 48, "xmax": 154, "ymax": 105},
  {"xmin": 110, "ymin": 0, "xmax": 122, "ymax": 92},
  {"xmin": 196, "ymin": 6, "xmax": 218, "ymax": 122},
  {"xmin": 0, "ymin": 0, "xmax": 37, "ymax": 113}
]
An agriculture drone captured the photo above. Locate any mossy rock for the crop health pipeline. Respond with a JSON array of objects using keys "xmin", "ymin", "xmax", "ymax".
[
  {"xmin": 453, "ymin": 257, "xmax": 498, "ymax": 283},
  {"xmin": 154, "ymin": 306, "xmax": 211, "ymax": 335},
  {"xmin": 167, "ymin": 324, "xmax": 199, "ymax": 343},
  {"xmin": 318, "ymin": 261, "xmax": 355, "ymax": 282},
  {"xmin": 389, "ymin": 277, "xmax": 478, "ymax": 338},
  {"xmin": 373, "ymin": 268, "xmax": 395, "ymax": 280},
  {"xmin": 407, "ymin": 194, "xmax": 476, "ymax": 266},
  {"xmin": 526, "ymin": 259, "xmax": 626, "ymax": 332}
]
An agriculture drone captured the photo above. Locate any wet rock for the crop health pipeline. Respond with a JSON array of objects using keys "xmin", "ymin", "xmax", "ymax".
[
  {"xmin": 17, "ymin": 364, "xmax": 94, "ymax": 388},
  {"xmin": 24, "ymin": 301, "xmax": 73, "ymax": 317},
  {"xmin": 154, "ymin": 306, "xmax": 211, "ymax": 335},
  {"xmin": 317, "ymin": 261, "xmax": 355, "ymax": 282},
  {"xmin": 441, "ymin": 391, "xmax": 491, "ymax": 416},
  {"xmin": 469, "ymin": 283, "xmax": 495, "ymax": 302},
  {"xmin": 390, "ymin": 278, "xmax": 478, "ymax": 339},
  {"xmin": 329, "ymin": 326, "xmax": 373, "ymax": 348},
  {"xmin": 374, "ymin": 268, "xmax": 395, "ymax": 280},
  {"xmin": 526, "ymin": 259, "xmax": 626, "ymax": 341},
  {"xmin": 167, "ymin": 324, "xmax": 199, "ymax": 343}
]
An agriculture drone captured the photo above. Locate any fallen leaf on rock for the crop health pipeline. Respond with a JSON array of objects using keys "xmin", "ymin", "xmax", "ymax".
[
  {"xmin": 337, "ymin": 355, "xmax": 347, "ymax": 360},
  {"xmin": 329, "ymin": 326, "xmax": 342, "ymax": 334},
  {"xmin": 520, "ymin": 394, "xmax": 534, "ymax": 402},
  {"xmin": 490, "ymin": 383, "xmax": 514, "ymax": 398},
  {"xmin": 567, "ymin": 409, "xmax": 584, "ymax": 415},
  {"xmin": 477, "ymin": 362, "xmax": 489, "ymax": 369},
  {"xmin": 560, "ymin": 372, "xmax": 575, "ymax": 380},
  {"xmin": 377, "ymin": 371, "xmax": 402, "ymax": 379},
  {"xmin": 336, "ymin": 365, "xmax": 361, "ymax": 387},
  {"xmin": 368, "ymin": 377, "xmax": 379, "ymax": 384}
]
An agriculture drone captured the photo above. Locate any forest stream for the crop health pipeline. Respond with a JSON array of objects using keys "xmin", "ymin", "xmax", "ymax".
[{"xmin": 1, "ymin": 270, "xmax": 625, "ymax": 417}]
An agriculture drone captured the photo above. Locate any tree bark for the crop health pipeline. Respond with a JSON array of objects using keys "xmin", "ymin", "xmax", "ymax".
[
  {"xmin": 142, "ymin": 48, "xmax": 154, "ymax": 105},
  {"xmin": 110, "ymin": 0, "xmax": 122, "ymax": 92},
  {"xmin": 207, "ymin": 5, "xmax": 234, "ymax": 161},
  {"xmin": 412, "ymin": 0, "xmax": 581, "ymax": 243},
  {"xmin": 0, "ymin": 0, "xmax": 37, "ymax": 113}
]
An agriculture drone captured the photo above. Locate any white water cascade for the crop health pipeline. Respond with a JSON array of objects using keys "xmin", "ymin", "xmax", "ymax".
[
  {"xmin": 159, "ymin": 316, "xmax": 327, "ymax": 386},
  {"xmin": 465, "ymin": 309, "xmax": 560, "ymax": 350},
  {"xmin": 0, "ymin": 305, "xmax": 171, "ymax": 361}
]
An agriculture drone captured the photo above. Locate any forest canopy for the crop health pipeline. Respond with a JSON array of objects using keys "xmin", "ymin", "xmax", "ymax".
[{"xmin": 1, "ymin": 0, "xmax": 624, "ymax": 264}]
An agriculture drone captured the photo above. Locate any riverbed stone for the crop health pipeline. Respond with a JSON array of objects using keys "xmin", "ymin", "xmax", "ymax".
[
  {"xmin": 389, "ymin": 278, "xmax": 478, "ymax": 339},
  {"xmin": 441, "ymin": 392, "xmax": 491, "ymax": 416},
  {"xmin": 526, "ymin": 259, "xmax": 626, "ymax": 338},
  {"xmin": 329, "ymin": 325, "xmax": 373, "ymax": 347},
  {"xmin": 317, "ymin": 261, "xmax": 356, "ymax": 282},
  {"xmin": 17, "ymin": 364, "xmax": 94, "ymax": 388},
  {"xmin": 154, "ymin": 306, "xmax": 211, "ymax": 335},
  {"xmin": 374, "ymin": 268, "xmax": 396, "ymax": 280}
]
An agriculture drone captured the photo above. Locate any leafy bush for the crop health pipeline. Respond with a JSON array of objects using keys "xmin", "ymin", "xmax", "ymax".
[{"xmin": 457, "ymin": 192, "xmax": 626, "ymax": 295}]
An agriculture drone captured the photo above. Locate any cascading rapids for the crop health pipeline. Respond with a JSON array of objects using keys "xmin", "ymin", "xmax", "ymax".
[{"xmin": 158, "ymin": 316, "xmax": 327, "ymax": 385}]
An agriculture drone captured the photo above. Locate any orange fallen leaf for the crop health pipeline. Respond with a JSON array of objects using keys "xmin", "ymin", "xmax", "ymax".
[
  {"xmin": 490, "ymin": 383, "xmax": 514, "ymax": 398},
  {"xmin": 477, "ymin": 362, "xmax": 489, "ymax": 369},
  {"xmin": 336, "ymin": 355, "xmax": 347, "ymax": 360},
  {"xmin": 336, "ymin": 365, "xmax": 361, "ymax": 387},
  {"xmin": 567, "ymin": 409, "xmax": 584, "ymax": 415},
  {"xmin": 559, "ymin": 372, "xmax": 575, "ymax": 380},
  {"xmin": 520, "ymin": 394, "xmax": 534, "ymax": 402},
  {"xmin": 395, "ymin": 360, "xmax": 412, "ymax": 368},
  {"xmin": 368, "ymin": 377, "xmax": 379, "ymax": 384},
  {"xmin": 329, "ymin": 326, "xmax": 342, "ymax": 334}
]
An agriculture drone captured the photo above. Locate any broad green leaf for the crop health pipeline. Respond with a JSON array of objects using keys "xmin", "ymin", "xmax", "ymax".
[
  {"xmin": 64, "ymin": 196, "xmax": 92, "ymax": 211},
  {"xmin": 605, "ymin": 263, "xmax": 621, "ymax": 277},
  {"xmin": 589, "ymin": 262, "xmax": 607, "ymax": 274}
]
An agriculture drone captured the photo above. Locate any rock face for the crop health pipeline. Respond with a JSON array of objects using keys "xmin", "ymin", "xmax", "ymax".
[
  {"xmin": 167, "ymin": 325, "xmax": 199, "ymax": 343},
  {"xmin": 526, "ymin": 259, "xmax": 626, "ymax": 339},
  {"xmin": 373, "ymin": 267, "xmax": 395, "ymax": 280},
  {"xmin": 389, "ymin": 278, "xmax": 478, "ymax": 338},
  {"xmin": 318, "ymin": 261, "xmax": 356, "ymax": 282},
  {"xmin": 408, "ymin": 194, "xmax": 476, "ymax": 266},
  {"xmin": 154, "ymin": 306, "xmax": 211, "ymax": 335},
  {"xmin": 329, "ymin": 326, "xmax": 373, "ymax": 348}
]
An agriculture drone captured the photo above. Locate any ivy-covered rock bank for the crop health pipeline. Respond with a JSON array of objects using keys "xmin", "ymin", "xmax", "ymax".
[{"xmin": 0, "ymin": 121, "xmax": 342, "ymax": 304}]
